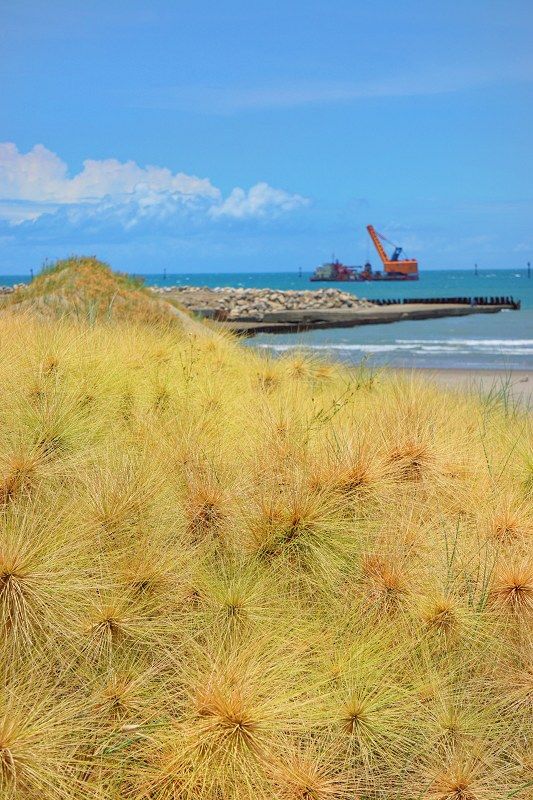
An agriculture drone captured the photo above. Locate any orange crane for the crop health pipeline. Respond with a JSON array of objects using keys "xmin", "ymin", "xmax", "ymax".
[{"xmin": 367, "ymin": 225, "xmax": 419, "ymax": 278}]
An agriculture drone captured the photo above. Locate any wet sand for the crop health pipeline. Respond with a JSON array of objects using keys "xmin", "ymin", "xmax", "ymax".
[{"xmin": 402, "ymin": 368, "xmax": 532, "ymax": 407}]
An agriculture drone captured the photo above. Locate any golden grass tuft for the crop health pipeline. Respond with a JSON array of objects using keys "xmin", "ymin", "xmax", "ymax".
[
  {"xmin": 185, "ymin": 480, "xmax": 228, "ymax": 544},
  {"xmin": 423, "ymin": 751, "xmax": 510, "ymax": 800},
  {"xmin": 359, "ymin": 552, "xmax": 411, "ymax": 616},
  {"xmin": 269, "ymin": 745, "xmax": 354, "ymax": 800},
  {"xmin": 490, "ymin": 558, "xmax": 533, "ymax": 618},
  {"xmin": 0, "ymin": 501, "xmax": 92, "ymax": 663},
  {"xmin": 0, "ymin": 668, "xmax": 83, "ymax": 799},
  {"xmin": 0, "ymin": 447, "xmax": 45, "ymax": 505},
  {"xmin": 386, "ymin": 437, "xmax": 435, "ymax": 481}
]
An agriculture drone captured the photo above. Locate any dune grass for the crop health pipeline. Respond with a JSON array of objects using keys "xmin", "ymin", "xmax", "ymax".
[
  {"xmin": 0, "ymin": 260, "xmax": 531, "ymax": 798},
  {"xmin": 0, "ymin": 256, "xmax": 183, "ymax": 326}
]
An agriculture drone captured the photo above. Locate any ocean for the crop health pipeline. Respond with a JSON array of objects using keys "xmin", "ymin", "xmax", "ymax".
[{"xmin": 3, "ymin": 269, "xmax": 532, "ymax": 370}]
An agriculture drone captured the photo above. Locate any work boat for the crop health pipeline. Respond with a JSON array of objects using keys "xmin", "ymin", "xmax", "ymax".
[
  {"xmin": 310, "ymin": 260, "xmax": 357, "ymax": 281},
  {"xmin": 310, "ymin": 225, "xmax": 419, "ymax": 282}
]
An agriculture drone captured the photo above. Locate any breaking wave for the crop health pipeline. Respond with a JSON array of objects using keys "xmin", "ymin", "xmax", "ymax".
[{"xmin": 257, "ymin": 339, "xmax": 533, "ymax": 356}]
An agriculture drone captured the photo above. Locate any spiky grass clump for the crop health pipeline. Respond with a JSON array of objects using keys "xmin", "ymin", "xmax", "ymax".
[
  {"xmin": 422, "ymin": 748, "xmax": 514, "ymax": 800},
  {"xmin": 490, "ymin": 557, "xmax": 533, "ymax": 624},
  {"xmin": 134, "ymin": 635, "xmax": 308, "ymax": 800},
  {"xmin": 268, "ymin": 742, "xmax": 354, "ymax": 800},
  {"xmin": 0, "ymin": 260, "xmax": 531, "ymax": 798},
  {"xmin": 245, "ymin": 482, "xmax": 353, "ymax": 583},
  {"xmin": 0, "ymin": 665, "xmax": 84, "ymax": 799},
  {"xmin": 357, "ymin": 551, "xmax": 412, "ymax": 618},
  {"xmin": 0, "ymin": 499, "xmax": 93, "ymax": 663}
]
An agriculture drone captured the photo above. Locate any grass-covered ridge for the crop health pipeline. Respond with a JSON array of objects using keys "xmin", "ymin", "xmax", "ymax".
[
  {"xmin": 0, "ymin": 260, "xmax": 531, "ymax": 799},
  {"xmin": 1, "ymin": 256, "xmax": 185, "ymax": 325}
]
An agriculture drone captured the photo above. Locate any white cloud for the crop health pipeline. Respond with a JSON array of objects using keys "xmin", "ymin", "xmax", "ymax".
[
  {"xmin": 0, "ymin": 143, "xmax": 68, "ymax": 203},
  {"xmin": 0, "ymin": 142, "xmax": 220, "ymax": 206},
  {"xmin": 65, "ymin": 158, "xmax": 220, "ymax": 203},
  {"xmin": 0, "ymin": 143, "xmax": 306, "ymax": 231},
  {"xmin": 210, "ymin": 182, "xmax": 308, "ymax": 219}
]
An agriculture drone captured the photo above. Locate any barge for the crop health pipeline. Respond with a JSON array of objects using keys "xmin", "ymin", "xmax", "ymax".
[
  {"xmin": 310, "ymin": 260, "xmax": 418, "ymax": 282},
  {"xmin": 310, "ymin": 224, "xmax": 420, "ymax": 282}
]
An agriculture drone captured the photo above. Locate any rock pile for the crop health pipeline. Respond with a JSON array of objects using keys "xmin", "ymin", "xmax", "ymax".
[{"xmin": 152, "ymin": 285, "xmax": 374, "ymax": 321}]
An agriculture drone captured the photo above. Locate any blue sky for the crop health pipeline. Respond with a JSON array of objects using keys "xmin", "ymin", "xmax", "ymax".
[{"xmin": 1, "ymin": 0, "xmax": 532, "ymax": 274}]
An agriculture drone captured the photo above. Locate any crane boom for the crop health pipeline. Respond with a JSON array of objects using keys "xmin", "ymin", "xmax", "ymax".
[
  {"xmin": 367, "ymin": 225, "xmax": 389, "ymax": 266},
  {"xmin": 366, "ymin": 225, "xmax": 418, "ymax": 276}
]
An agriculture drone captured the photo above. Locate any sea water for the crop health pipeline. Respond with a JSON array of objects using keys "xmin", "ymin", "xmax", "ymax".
[{"xmin": 3, "ymin": 269, "xmax": 531, "ymax": 370}]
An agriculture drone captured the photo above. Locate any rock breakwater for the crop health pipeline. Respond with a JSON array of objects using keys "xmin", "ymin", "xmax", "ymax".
[
  {"xmin": 0, "ymin": 285, "xmax": 22, "ymax": 294},
  {"xmin": 152, "ymin": 285, "xmax": 374, "ymax": 321}
]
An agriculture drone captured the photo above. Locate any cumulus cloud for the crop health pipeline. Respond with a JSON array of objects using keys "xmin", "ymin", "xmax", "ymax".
[
  {"xmin": 210, "ymin": 182, "xmax": 308, "ymax": 219},
  {"xmin": 0, "ymin": 142, "xmax": 219, "ymax": 208},
  {"xmin": 0, "ymin": 143, "xmax": 69, "ymax": 203},
  {"xmin": 0, "ymin": 143, "xmax": 307, "ymax": 232}
]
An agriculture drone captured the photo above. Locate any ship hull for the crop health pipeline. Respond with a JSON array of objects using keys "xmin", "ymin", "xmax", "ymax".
[
  {"xmin": 309, "ymin": 276, "xmax": 356, "ymax": 282},
  {"xmin": 310, "ymin": 274, "xmax": 419, "ymax": 282}
]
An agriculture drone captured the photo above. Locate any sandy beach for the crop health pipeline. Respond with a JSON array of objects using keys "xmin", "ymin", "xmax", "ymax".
[{"xmin": 404, "ymin": 368, "xmax": 532, "ymax": 406}]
